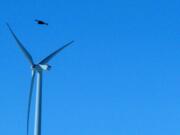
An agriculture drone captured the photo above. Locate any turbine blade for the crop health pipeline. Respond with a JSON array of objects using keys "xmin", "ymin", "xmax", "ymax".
[
  {"xmin": 27, "ymin": 70, "xmax": 36, "ymax": 135},
  {"xmin": 6, "ymin": 23, "xmax": 34, "ymax": 65},
  {"xmin": 39, "ymin": 40, "xmax": 74, "ymax": 64}
]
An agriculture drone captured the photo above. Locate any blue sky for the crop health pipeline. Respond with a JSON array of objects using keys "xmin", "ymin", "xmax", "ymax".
[{"xmin": 0, "ymin": 0, "xmax": 180, "ymax": 134}]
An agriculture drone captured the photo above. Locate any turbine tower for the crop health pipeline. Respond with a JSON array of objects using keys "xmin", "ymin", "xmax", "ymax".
[{"xmin": 6, "ymin": 23, "xmax": 74, "ymax": 135}]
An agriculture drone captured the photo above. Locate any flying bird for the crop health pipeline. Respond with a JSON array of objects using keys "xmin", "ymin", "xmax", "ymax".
[{"xmin": 35, "ymin": 19, "xmax": 48, "ymax": 25}]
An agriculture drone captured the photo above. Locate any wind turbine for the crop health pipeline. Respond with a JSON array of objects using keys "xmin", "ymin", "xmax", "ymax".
[{"xmin": 6, "ymin": 23, "xmax": 74, "ymax": 135}]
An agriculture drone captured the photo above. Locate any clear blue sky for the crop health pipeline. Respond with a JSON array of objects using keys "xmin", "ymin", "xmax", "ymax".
[{"xmin": 0, "ymin": 0, "xmax": 180, "ymax": 134}]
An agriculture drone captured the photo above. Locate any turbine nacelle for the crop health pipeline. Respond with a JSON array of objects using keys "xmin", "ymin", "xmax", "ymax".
[{"xmin": 32, "ymin": 64, "xmax": 51, "ymax": 71}]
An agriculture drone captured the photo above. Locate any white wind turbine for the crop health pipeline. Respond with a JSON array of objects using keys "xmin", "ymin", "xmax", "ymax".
[{"xmin": 7, "ymin": 23, "xmax": 74, "ymax": 135}]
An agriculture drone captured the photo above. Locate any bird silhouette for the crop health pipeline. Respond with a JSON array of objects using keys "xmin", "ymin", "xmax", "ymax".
[{"xmin": 35, "ymin": 19, "xmax": 48, "ymax": 25}]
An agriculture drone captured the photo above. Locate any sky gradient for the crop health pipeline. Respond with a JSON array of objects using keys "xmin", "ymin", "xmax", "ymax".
[{"xmin": 0, "ymin": 0, "xmax": 180, "ymax": 134}]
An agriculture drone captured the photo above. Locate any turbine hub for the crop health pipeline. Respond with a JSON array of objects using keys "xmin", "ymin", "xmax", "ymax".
[{"xmin": 31, "ymin": 64, "xmax": 51, "ymax": 71}]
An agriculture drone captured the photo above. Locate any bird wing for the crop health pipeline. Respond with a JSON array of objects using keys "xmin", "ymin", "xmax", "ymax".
[
  {"xmin": 6, "ymin": 23, "xmax": 34, "ymax": 65},
  {"xmin": 39, "ymin": 41, "xmax": 74, "ymax": 64}
]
